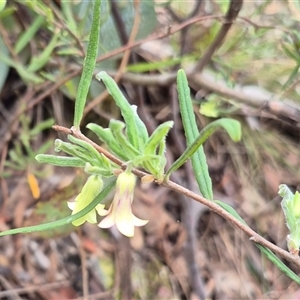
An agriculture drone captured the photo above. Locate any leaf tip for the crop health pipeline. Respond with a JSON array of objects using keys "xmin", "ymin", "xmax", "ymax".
[{"xmin": 95, "ymin": 71, "xmax": 107, "ymax": 82}]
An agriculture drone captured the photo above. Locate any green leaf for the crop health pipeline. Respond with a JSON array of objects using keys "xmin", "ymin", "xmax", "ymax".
[
  {"xmin": 0, "ymin": 6, "xmax": 15, "ymax": 19},
  {"xmin": 141, "ymin": 121, "xmax": 173, "ymax": 179},
  {"xmin": 87, "ymin": 123, "xmax": 128, "ymax": 160},
  {"xmin": 84, "ymin": 162, "xmax": 112, "ymax": 177},
  {"xmin": 61, "ymin": 1, "xmax": 77, "ymax": 33},
  {"xmin": 200, "ymin": 101, "xmax": 221, "ymax": 118},
  {"xmin": 73, "ymin": 0, "xmax": 101, "ymax": 129},
  {"xmin": 174, "ymin": 69, "xmax": 213, "ymax": 200},
  {"xmin": 214, "ymin": 200, "xmax": 247, "ymax": 225},
  {"xmin": 96, "ymin": 71, "xmax": 141, "ymax": 150},
  {"xmin": 0, "ymin": 177, "xmax": 116, "ymax": 236},
  {"xmin": 131, "ymin": 105, "xmax": 149, "ymax": 149},
  {"xmin": 29, "ymin": 118, "xmax": 55, "ymax": 136},
  {"xmin": 165, "ymin": 118, "xmax": 241, "ymax": 179},
  {"xmin": 0, "ymin": 0, "xmax": 6, "ymax": 11},
  {"xmin": 27, "ymin": 33, "xmax": 60, "ymax": 72},
  {"xmin": 143, "ymin": 157, "xmax": 166, "ymax": 179},
  {"xmin": 256, "ymin": 244, "xmax": 300, "ymax": 285},
  {"xmin": 14, "ymin": 15, "xmax": 44, "ymax": 54},
  {"xmin": 54, "ymin": 139, "xmax": 96, "ymax": 164},
  {"xmin": 279, "ymin": 184, "xmax": 300, "ymax": 254},
  {"xmin": 67, "ymin": 134, "xmax": 108, "ymax": 167},
  {"xmin": 109, "ymin": 119, "xmax": 140, "ymax": 159},
  {"xmin": 143, "ymin": 121, "xmax": 173, "ymax": 156},
  {"xmin": 36, "ymin": 154, "xmax": 86, "ymax": 167},
  {"xmin": 0, "ymin": 52, "xmax": 43, "ymax": 83}
]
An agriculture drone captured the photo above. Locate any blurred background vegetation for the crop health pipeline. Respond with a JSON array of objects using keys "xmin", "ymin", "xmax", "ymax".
[{"xmin": 0, "ymin": 0, "xmax": 300, "ymax": 299}]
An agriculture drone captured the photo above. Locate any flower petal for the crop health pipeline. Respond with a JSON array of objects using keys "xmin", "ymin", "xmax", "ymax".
[
  {"xmin": 68, "ymin": 201, "xmax": 76, "ymax": 210},
  {"xmin": 96, "ymin": 204, "xmax": 109, "ymax": 216},
  {"xmin": 85, "ymin": 210, "xmax": 97, "ymax": 224},
  {"xmin": 132, "ymin": 215, "xmax": 149, "ymax": 227},
  {"xmin": 72, "ymin": 215, "xmax": 87, "ymax": 227},
  {"xmin": 98, "ymin": 214, "xmax": 115, "ymax": 228},
  {"xmin": 116, "ymin": 216, "xmax": 135, "ymax": 237}
]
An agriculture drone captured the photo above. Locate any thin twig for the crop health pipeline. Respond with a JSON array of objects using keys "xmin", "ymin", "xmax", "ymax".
[
  {"xmin": 110, "ymin": 0, "xmax": 129, "ymax": 44},
  {"xmin": 53, "ymin": 124, "xmax": 300, "ymax": 269},
  {"xmin": 195, "ymin": 0, "xmax": 243, "ymax": 72}
]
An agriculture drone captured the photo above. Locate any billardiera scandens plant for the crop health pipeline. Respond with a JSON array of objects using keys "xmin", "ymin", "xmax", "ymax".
[
  {"xmin": 35, "ymin": 71, "xmax": 173, "ymax": 236},
  {"xmin": 278, "ymin": 184, "xmax": 300, "ymax": 255}
]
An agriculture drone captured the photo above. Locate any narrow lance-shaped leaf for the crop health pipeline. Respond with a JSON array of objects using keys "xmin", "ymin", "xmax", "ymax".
[
  {"xmin": 0, "ymin": 177, "xmax": 116, "ymax": 236},
  {"xmin": 14, "ymin": 15, "xmax": 44, "ymax": 54},
  {"xmin": 0, "ymin": 52, "xmax": 43, "ymax": 83},
  {"xmin": 96, "ymin": 71, "xmax": 141, "ymax": 149},
  {"xmin": 131, "ymin": 105, "xmax": 149, "ymax": 148},
  {"xmin": 279, "ymin": 184, "xmax": 294, "ymax": 230},
  {"xmin": 153, "ymin": 138, "xmax": 168, "ymax": 179},
  {"xmin": 142, "ymin": 121, "xmax": 173, "ymax": 179},
  {"xmin": 256, "ymin": 244, "xmax": 300, "ymax": 285},
  {"xmin": 73, "ymin": 0, "xmax": 101, "ymax": 129},
  {"xmin": 175, "ymin": 69, "xmax": 212, "ymax": 199},
  {"xmin": 143, "ymin": 121, "xmax": 173, "ymax": 155},
  {"xmin": 109, "ymin": 120, "xmax": 140, "ymax": 159},
  {"xmin": 36, "ymin": 140, "xmax": 53, "ymax": 156},
  {"xmin": 140, "ymin": 155, "xmax": 165, "ymax": 179},
  {"xmin": 27, "ymin": 32, "xmax": 60, "ymax": 72},
  {"xmin": 30, "ymin": 118, "xmax": 55, "ymax": 136},
  {"xmin": 87, "ymin": 123, "xmax": 128, "ymax": 160},
  {"xmin": 279, "ymin": 184, "xmax": 300, "ymax": 255},
  {"xmin": 36, "ymin": 154, "xmax": 86, "ymax": 167},
  {"xmin": 165, "ymin": 118, "xmax": 241, "ymax": 179},
  {"xmin": 61, "ymin": 1, "xmax": 77, "ymax": 33},
  {"xmin": 67, "ymin": 134, "xmax": 108, "ymax": 167},
  {"xmin": 84, "ymin": 162, "xmax": 112, "ymax": 177},
  {"xmin": 55, "ymin": 139, "xmax": 94, "ymax": 163}
]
